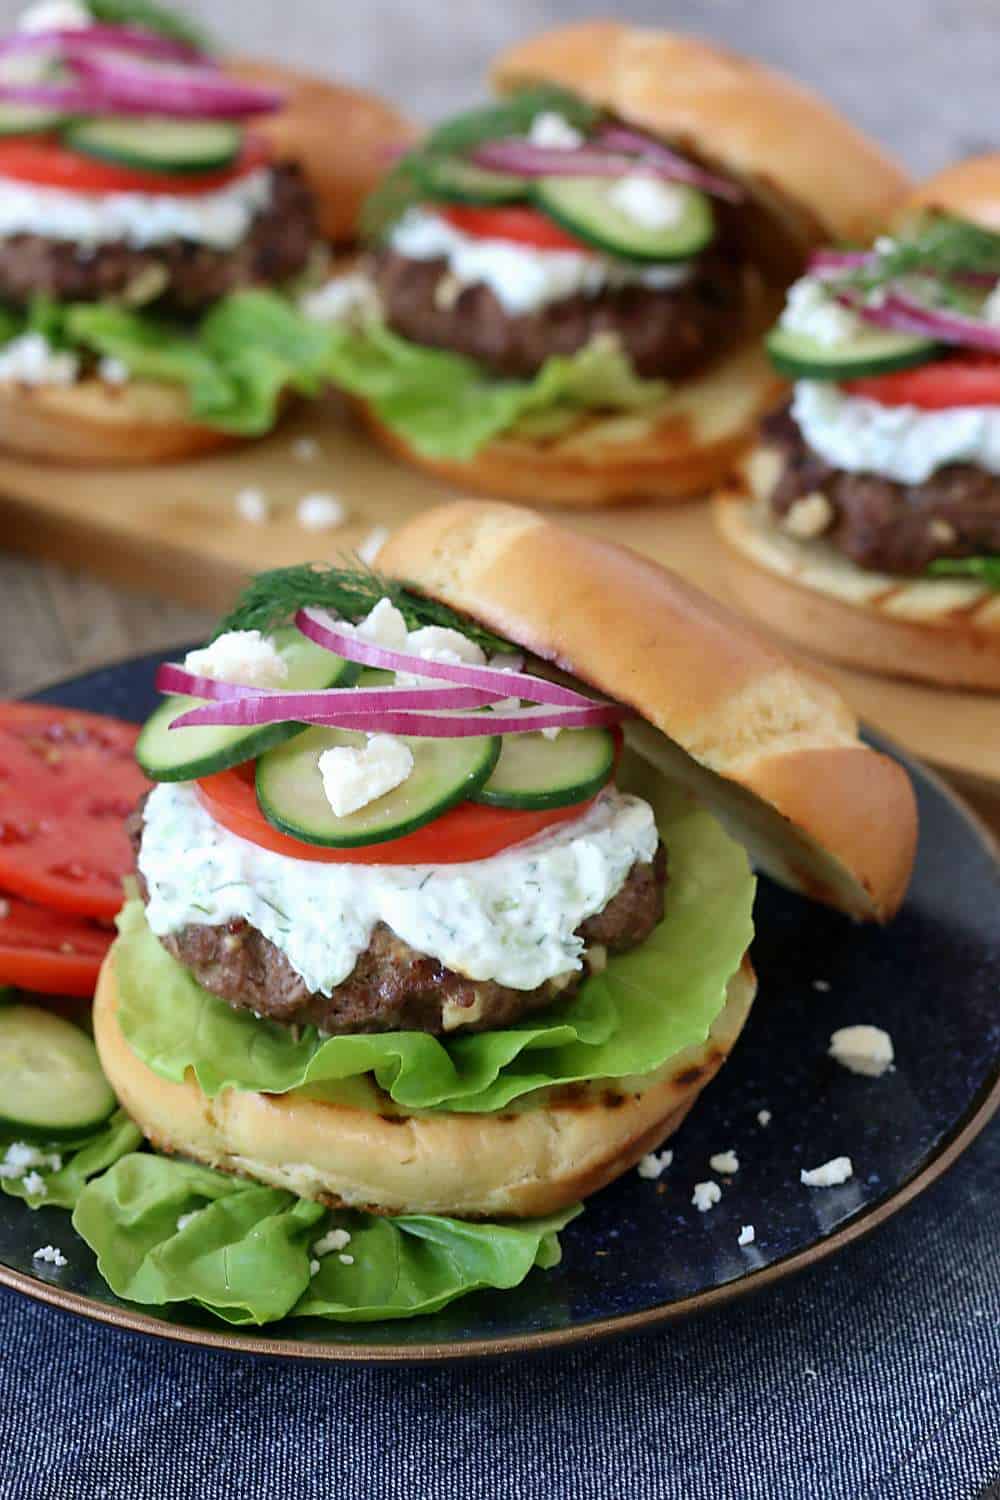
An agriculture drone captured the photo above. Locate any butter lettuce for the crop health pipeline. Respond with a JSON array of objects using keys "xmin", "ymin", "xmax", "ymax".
[
  {"xmin": 73, "ymin": 1153, "xmax": 577, "ymax": 1326},
  {"xmin": 928, "ymin": 556, "xmax": 1000, "ymax": 589},
  {"xmin": 115, "ymin": 773, "xmax": 755, "ymax": 1113},
  {"xmin": 321, "ymin": 319, "xmax": 668, "ymax": 460},
  {"xmin": 1, "ymin": 1110, "xmax": 141, "ymax": 1211}
]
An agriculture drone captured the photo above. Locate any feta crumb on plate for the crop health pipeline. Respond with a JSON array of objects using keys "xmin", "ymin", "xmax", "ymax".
[
  {"xmin": 813, "ymin": 979, "xmax": 831, "ymax": 993},
  {"xmin": 692, "ymin": 1180, "xmax": 722, "ymax": 1213},
  {"xmin": 21, "ymin": 1170, "xmax": 45, "ymax": 1197},
  {"xmin": 738, "ymin": 1225, "xmax": 756, "ymax": 1247},
  {"xmin": 709, "ymin": 1150, "xmax": 739, "ymax": 1175},
  {"xmin": 757, "ymin": 1109, "xmax": 772, "ymax": 1127},
  {"xmin": 318, "ymin": 733, "xmax": 414, "ymax": 817},
  {"xmin": 0, "ymin": 1142, "xmax": 61, "ymax": 1180},
  {"xmin": 184, "ymin": 629, "xmax": 288, "ymax": 689},
  {"xmin": 235, "ymin": 486, "xmax": 270, "ymax": 524},
  {"xmin": 359, "ymin": 525, "xmax": 390, "ymax": 566},
  {"xmin": 829, "ymin": 1024, "xmax": 894, "ymax": 1077},
  {"xmin": 297, "ymin": 492, "xmax": 347, "ymax": 532},
  {"xmin": 800, "ymin": 1156, "xmax": 854, "ymax": 1188},
  {"xmin": 312, "ymin": 1227, "xmax": 352, "ymax": 1257},
  {"xmin": 33, "ymin": 1245, "xmax": 67, "ymax": 1267},
  {"xmin": 637, "ymin": 1149, "xmax": 673, "ymax": 1180}
]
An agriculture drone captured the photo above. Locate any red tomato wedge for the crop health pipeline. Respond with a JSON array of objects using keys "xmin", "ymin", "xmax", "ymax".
[
  {"xmin": 197, "ymin": 762, "xmax": 596, "ymax": 865},
  {"xmin": 439, "ymin": 203, "xmax": 587, "ymax": 252},
  {"xmin": 0, "ymin": 894, "xmax": 112, "ymax": 997},
  {"xmin": 844, "ymin": 353, "xmax": 1000, "ymax": 409},
  {"xmin": 0, "ymin": 703, "xmax": 148, "ymax": 920},
  {"xmin": 0, "ymin": 134, "xmax": 269, "ymax": 196}
]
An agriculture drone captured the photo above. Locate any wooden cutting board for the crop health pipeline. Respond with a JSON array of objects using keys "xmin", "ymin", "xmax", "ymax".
[{"xmin": 0, "ymin": 392, "xmax": 997, "ymax": 791}]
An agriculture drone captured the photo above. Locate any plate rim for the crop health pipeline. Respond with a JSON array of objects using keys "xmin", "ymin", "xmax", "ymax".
[{"xmin": 2, "ymin": 653, "xmax": 998, "ymax": 1364}]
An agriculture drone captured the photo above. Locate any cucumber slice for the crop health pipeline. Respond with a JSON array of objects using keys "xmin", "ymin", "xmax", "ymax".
[
  {"xmin": 256, "ymin": 726, "xmax": 501, "ymax": 848},
  {"xmin": 63, "ymin": 117, "xmax": 243, "ymax": 174},
  {"xmin": 474, "ymin": 726, "xmax": 615, "ymax": 809},
  {"xmin": 766, "ymin": 324, "xmax": 940, "ymax": 380},
  {"xmin": 0, "ymin": 104, "xmax": 71, "ymax": 137},
  {"xmin": 412, "ymin": 154, "xmax": 528, "ymax": 205},
  {"xmin": 0, "ymin": 1004, "xmax": 115, "ymax": 1139},
  {"xmin": 136, "ymin": 626, "xmax": 359, "ymax": 782},
  {"xmin": 533, "ymin": 177, "xmax": 713, "ymax": 261}
]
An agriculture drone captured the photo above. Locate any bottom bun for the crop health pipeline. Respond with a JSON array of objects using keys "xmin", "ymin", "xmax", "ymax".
[
  {"xmin": 714, "ymin": 453, "xmax": 1000, "ymax": 692},
  {"xmin": 94, "ymin": 948, "xmax": 756, "ymax": 1219},
  {"xmin": 353, "ymin": 336, "xmax": 782, "ymax": 508},
  {"xmin": 0, "ymin": 376, "xmax": 241, "ymax": 464}
]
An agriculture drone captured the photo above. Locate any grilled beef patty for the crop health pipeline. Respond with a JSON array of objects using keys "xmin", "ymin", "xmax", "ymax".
[
  {"xmin": 371, "ymin": 245, "xmax": 744, "ymax": 379},
  {"xmin": 763, "ymin": 403, "xmax": 1000, "ymax": 575},
  {"xmin": 0, "ymin": 164, "xmax": 317, "ymax": 316}
]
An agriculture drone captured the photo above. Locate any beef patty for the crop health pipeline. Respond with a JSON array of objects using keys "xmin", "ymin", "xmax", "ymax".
[
  {"xmin": 763, "ymin": 402, "xmax": 1000, "ymax": 575},
  {"xmin": 0, "ymin": 163, "xmax": 318, "ymax": 317},
  {"xmin": 131, "ymin": 800, "xmax": 666, "ymax": 1036},
  {"xmin": 371, "ymin": 245, "xmax": 744, "ymax": 379}
]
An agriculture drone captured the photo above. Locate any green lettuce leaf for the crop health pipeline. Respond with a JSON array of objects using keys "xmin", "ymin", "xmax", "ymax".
[
  {"xmin": 927, "ymin": 555, "xmax": 1000, "ymax": 589},
  {"xmin": 116, "ymin": 770, "xmax": 755, "ymax": 1113},
  {"xmin": 1, "ymin": 1110, "xmax": 142, "ymax": 1211},
  {"xmin": 72, "ymin": 1153, "xmax": 578, "ymax": 1325},
  {"xmin": 322, "ymin": 319, "xmax": 668, "ymax": 460}
]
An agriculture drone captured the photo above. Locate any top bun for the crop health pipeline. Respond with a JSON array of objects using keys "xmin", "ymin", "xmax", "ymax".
[
  {"xmin": 227, "ymin": 60, "xmax": 418, "ymax": 245},
  {"xmin": 378, "ymin": 501, "xmax": 917, "ymax": 923},
  {"xmin": 492, "ymin": 23, "xmax": 909, "ymax": 258},
  {"xmin": 898, "ymin": 153, "xmax": 1000, "ymax": 236}
]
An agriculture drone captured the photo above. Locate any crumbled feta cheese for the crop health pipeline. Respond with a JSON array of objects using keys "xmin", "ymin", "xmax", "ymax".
[
  {"xmin": 541, "ymin": 726, "xmax": 562, "ymax": 741},
  {"xmin": 779, "ymin": 275, "xmax": 864, "ymax": 348},
  {"xmin": 300, "ymin": 271, "xmax": 376, "ymax": 324},
  {"xmin": 492, "ymin": 696, "xmax": 521, "ymax": 715},
  {"xmin": 829, "ymin": 1024, "xmax": 894, "ymax": 1077},
  {"xmin": 351, "ymin": 596, "xmax": 409, "ymax": 651},
  {"xmin": 692, "ymin": 1180, "xmax": 722, "ymax": 1212},
  {"xmin": 608, "ymin": 173, "xmax": 686, "ymax": 231},
  {"xmin": 0, "ymin": 1142, "xmax": 61, "ymax": 1180},
  {"xmin": 296, "ymin": 492, "xmax": 347, "ymax": 532},
  {"xmin": 709, "ymin": 1150, "xmax": 739, "ymax": 1175},
  {"xmin": 637, "ymin": 1149, "xmax": 673, "ymax": 1180},
  {"xmin": 757, "ymin": 1109, "xmax": 772, "ymax": 1127},
  {"xmin": 312, "ymin": 1227, "xmax": 351, "ymax": 1257},
  {"xmin": 234, "ymin": 487, "xmax": 270, "ymax": 524},
  {"xmin": 309, "ymin": 1258, "xmax": 321, "ymax": 1277},
  {"xmin": 318, "ymin": 733, "xmax": 414, "ymax": 817},
  {"xmin": 487, "ymin": 652, "xmax": 525, "ymax": 674},
  {"xmin": 358, "ymin": 525, "xmax": 389, "ymax": 566},
  {"xmin": 184, "ymin": 630, "xmax": 288, "ymax": 689},
  {"xmin": 32, "ymin": 1244, "xmax": 67, "ymax": 1267},
  {"xmin": 0, "ymin": 332, "xmax": 78, "ymax": 387},
  {"xmin": 338, "ymin": 1253, "xmax": 355, "ymax": 1265},
  {"xmin": 406, "ymin": 626, "xmax": 486, "ymax": 666},
  {"xmin": 21, "ymin": 1171, "xmax": 45, "ymax": 1197},
  {"xmin": 813, "ymin": 979, "xmax": 831, "ymax": 993},
  {"xmin": 737, "ymin": 1224, "xmax": 756, "ymax": 1247},
  {"xmin": 18, "ymin": 0, "xmax": 90, "ymax": 32},
  {"xmin": 528, "ymin": 111, "xmax": 584, "ymax": 150},
  {"xmin": 97, "ymin": 355, "xmax": 129, "ymax": 385},
  {"xmin": 176, "ymin": 1212, "xmax": 198, "ymax": 1233},
  {"xmin": 801, "ymin": 1156, "xmax": 854, "ymax": 1188},
  {"xmin": 292, "ymin": 436, "xmax": 320, "ymax": 462}
]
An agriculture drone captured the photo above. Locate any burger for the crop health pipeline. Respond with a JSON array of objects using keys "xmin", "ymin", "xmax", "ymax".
[
  {"xmin": 0, "ymin": 0, "xmax": 410, "ymax": 464},
  {"xmin": 84, "ymin": 500, "xmax": 915, "ymax": 1323},
  {"xmin": 715, "ymin": 155, "xmax": 1000, "ymax": 690},
  {"xmin": 310, "ymin": 21, "xmax": 908, "ymax": 507}
]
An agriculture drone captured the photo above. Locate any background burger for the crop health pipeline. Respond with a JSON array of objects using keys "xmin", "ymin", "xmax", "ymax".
[
  {"xmin": 0, "ymin": 0, "xmax": 411, "ymax": 464},
  {"xmin": 310, "ymin": 21, "xmax": 908, "ymax": 507},
  {"xmin": 715, "ymin": 155, "xmax": 1000, "ymax": 690}
]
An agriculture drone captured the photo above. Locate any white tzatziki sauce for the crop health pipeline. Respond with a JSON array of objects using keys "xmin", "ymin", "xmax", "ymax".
[
  {"xmin": 387, "ymin": 206, "xmax": 692, "ymax": 316},
  {"xmin": 139, "ymin": 781, "xmax": 659, "ymax": 996},
  {"xmin": 791, "ymin": 379, "xmax": 1000, "ymax": 485},
  {"xmin": 0, "ymin": 167, "xmax": 273, "ymax": 251}
]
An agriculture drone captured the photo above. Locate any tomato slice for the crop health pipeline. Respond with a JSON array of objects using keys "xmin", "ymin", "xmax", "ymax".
[
  {"xmin": 439, "ymin": 203, "xmax": 587, "ymax": 252},
  {"xmin": 0, "ymin": 134, "xmax": 270, "ymax": 196},
  {"xmin": 0, "ymin": 894, "xmax": 112, "ymax": 997},
  {"xmin": 844, "ymin": 353, "xmax": 1000, "ymax": 409},
  {"xmin": 197, "ymin": 762, "xmax": 596, "ymax": 865},
  {"xmin": 0, "ymin": 703, "xmax": 148, "ymax": 920}
]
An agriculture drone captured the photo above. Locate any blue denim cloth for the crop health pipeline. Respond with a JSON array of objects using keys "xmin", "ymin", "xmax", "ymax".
[{"xmin": 1, "ymin": 1119, "xmax": 997, "ymax": 1500}]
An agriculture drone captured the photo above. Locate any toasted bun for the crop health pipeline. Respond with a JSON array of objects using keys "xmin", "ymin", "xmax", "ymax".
[
  {"xmin": 352, "ymin": 330, "xmax": 783, "ymax": 508},
  {"xmin": 378, "ymin": 500, "xmax": 917, "ymax": 920},
  {"xmin": 492, "ymin": 23, "xmax": 909, "ymax": 254},
  {"xmin": 94, "ymin": 946, "xmax": 755, "ymax": 1218},
  {"xmin": 228, "ymin": 60, "xmax": 417, "ymax": 245},
  {"xmin": 0, "ymin": 376, "xmax": 239, "ymax": 464},
  {"xmin": 898, "ymin": 153, "xmax": 1000, "ymax": 237},
  {"xmin": 714, "ymin": 448, "xmax": 1000, "ymax": 692}
]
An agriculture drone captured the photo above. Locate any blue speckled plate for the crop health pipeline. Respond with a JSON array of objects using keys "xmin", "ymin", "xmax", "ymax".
[{"xmin": 1, "ymin": 651, "xmax": 998, "ymax": 1363}]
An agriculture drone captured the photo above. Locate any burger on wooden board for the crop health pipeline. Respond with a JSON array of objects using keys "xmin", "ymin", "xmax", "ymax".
[
  {"xmin": 715, "ymin": 156, "xmax": 1000, "ymax": 691},
  {"xmin": 308, "ymin": 21, "xmax": 909, "ymax": 507}
]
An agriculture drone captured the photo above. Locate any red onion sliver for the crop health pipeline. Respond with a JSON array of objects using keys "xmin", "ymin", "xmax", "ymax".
[
  {"xmin": 0, "ymin": 79, "xmax": 105, "ymax": 109},
  {"xmin": 470, "ymin": 139, "xmax": 712, "ymax": 190},
  {"xmin": 295, "ymin": 607, "xmax": 601, "ymax": 708},
  {"xmin": 169, "ymin": 683, "xmax": 505, "ymax": 729},
  {"xmin": 808, "ymin": 249, "xmax": 875, "ymax": 275},
  {"xmin": 593, "ymin": 126, "xmax": 744, "ymax": 202},
  {"xmin": 155, "ymin": 663, "xmax": 279, "ymax": 701},
  {"xmin": 843, "ymin": 288, "xmax": 1000, "ymax": 353},
  {"xmin": 0, "ymin": 26, "xmax": 201, "ymax": 61},
  {"xmin": 69, "ymin": 49, "xmax": 281, "ymax": 118},
  {"xmin": 174, "ymin": 701, "xmax": 630, "ymax": 737}
]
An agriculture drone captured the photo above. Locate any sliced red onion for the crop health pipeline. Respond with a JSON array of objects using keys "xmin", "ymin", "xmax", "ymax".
[
  {"xmin": 808, "ymin": 248, "xmax": 875, "ymax": 275},
  {"xmin": 169, "ymin": 682, "xmax": 505, "ymax": 730},
  {"xmin": 174, "ymin": 700, "xmax": 629, "ymax": 737},
  {"xmin": 295, "ymin": 606, "xmax": 601, "ymax": 708},
  {"xmin": 68, "ymin": 49, "xmax": 281, "ymax": 118},
  {"xmin": 470, "ymin": 138, "xmax": 732, "ymax": 200},
  {"xmin": 0, "ymin": 26, "xmax": 202, "ymax": 61},
  {"xmin": 593, "ymin": 125, "xmax": 744, "ymax": 202},
  {"xmin": 845, "ymin": 288, "xmax": 1000, "ymax": 353},
  {"xmin": 0, "ymin": 78, "xmax": 104, "ymax": 109},
  {"xmin": 155, "ymin": 662, "xmax": 278, "ymax": 701}
]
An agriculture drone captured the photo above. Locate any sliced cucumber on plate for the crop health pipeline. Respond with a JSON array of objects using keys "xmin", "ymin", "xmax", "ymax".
[
  {"xmin": 766, "ymin": 324, "xmax": 939, "ymax": 380},
  {"xmin": 0, "ymin": 1004, "xmax": 115, "ymax": 1139},
  {"xmin": 413, "ymin": 154, "xmax": 528, "ymax": 205},
  {"xmin": 136, "ymin": 626, "xmax": 359, "ymax": 782},
  {"xmin": 533, "ymin": 177, "xmax": 714, "ymax": 261},
  {"xmin": 0, "ymin": 103, "xmax": 72, "ymax": 137},
  {"xmin": 63, "ymin": 117, "xmax": 244, "ymax": 174},
  {"xmin": 256, "ymin": 726, "xmax": 501, "ymax": 848},
  {"xmin": 474, "ymin": 726, "xmax": 616, "ymax": 810}
]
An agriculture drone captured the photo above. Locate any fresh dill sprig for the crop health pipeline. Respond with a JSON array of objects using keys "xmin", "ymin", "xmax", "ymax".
[
  {"xmin": 927, "ymin": 555, "xmax": 1000, "ymax": 589},
  {"xmin": 216, "ymin": 561, "xmax": 515, "ymax": 650},
  {"xmin": 843, "ymin": 215, "xmax": 1000, "ymax": 309}
]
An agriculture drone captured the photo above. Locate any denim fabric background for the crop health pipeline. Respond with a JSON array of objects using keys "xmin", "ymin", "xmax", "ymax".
[{"xmin": 1, "ymin": 1118, "xmax": 996, "ymax": 1500}]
